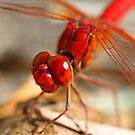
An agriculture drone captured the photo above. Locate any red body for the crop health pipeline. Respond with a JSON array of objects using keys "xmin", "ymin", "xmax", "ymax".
[
  {"xmin": 31, "ymin": 0, "xmax": 135, "ymax": 93},
  {"xmin": 31, "ymin": 17, "xmax": 102, "ymax": 93}
]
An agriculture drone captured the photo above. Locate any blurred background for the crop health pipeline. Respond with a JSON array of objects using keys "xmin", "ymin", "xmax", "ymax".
[{"xmin": 0, "ymin": 0, "xmax": 135, "ymax": 130}]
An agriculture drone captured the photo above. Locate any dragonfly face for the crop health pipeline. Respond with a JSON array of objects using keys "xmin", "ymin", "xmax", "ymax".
[{"xmin": 32, "ymin": 51, "xmax": 72, "ymax": 93}]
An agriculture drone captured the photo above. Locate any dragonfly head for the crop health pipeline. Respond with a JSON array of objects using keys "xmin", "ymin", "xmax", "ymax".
[{"xmin": 32, "ymin": 51, "xmax": 72, "ymax": 93}]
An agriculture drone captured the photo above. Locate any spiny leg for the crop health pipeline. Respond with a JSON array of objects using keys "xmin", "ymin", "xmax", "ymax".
[
  {"xmin": 78, "ymin": 72, "xmax": 121, "ymax": 126},
  {"xmin": 39, "ymin": 85, "xmax": 71, "ymax": 134},
  {"xmin": 71, "ymin": 83, "xmax": 89, "ymax": 135}
]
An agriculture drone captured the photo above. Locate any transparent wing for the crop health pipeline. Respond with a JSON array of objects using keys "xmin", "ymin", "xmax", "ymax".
[
  {"xmin": 95, "ymin": 23, "xmax": 135, "ymax": 88},
  {"xmin": 0, "ymin": 0, "xmax": 86, "ymax": 20},
  {"xmin": 120, "ymin": 23, "xmax": 135, "ymax": 39}
]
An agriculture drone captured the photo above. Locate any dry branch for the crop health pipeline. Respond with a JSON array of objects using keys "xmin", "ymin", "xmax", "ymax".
[{"xmin": 38, "ymin": 106, "xmax": 135, "ymax": 135}]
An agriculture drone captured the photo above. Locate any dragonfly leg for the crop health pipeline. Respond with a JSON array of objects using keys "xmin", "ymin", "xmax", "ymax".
[
  {"xmin": 78, "ymin": 72, "xmax": 121, "ymax": 126},
  {"xmin": 66, "ymin": 115, "xmax": 86, "ymax": 134},
  {"xmin": 23, "ymin": 91, "xmax": 44, "ymax": 120},
  {"xmin": 71, "ymin": 83, "xmax": 89, "ymax": 135},
  {"xmin": 39, "ymin": 85, "xmax": 71, "ymax": 134}
]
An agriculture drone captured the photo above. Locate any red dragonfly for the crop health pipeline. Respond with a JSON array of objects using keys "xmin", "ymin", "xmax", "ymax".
[{"xmin": 0, "ymin": 0, "xmax": 135, "ymax": 134}]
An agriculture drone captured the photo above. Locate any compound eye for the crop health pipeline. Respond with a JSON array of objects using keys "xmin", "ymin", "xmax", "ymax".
[{"xmin": 48, "ymin": 55, "xmax": 72, "ymax": 86}]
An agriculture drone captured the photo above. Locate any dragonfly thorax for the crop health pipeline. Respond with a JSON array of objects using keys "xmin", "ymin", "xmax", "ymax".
[{"xmin": 57, "ymin": 21, "xmax": 95, "ymax": 71}]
